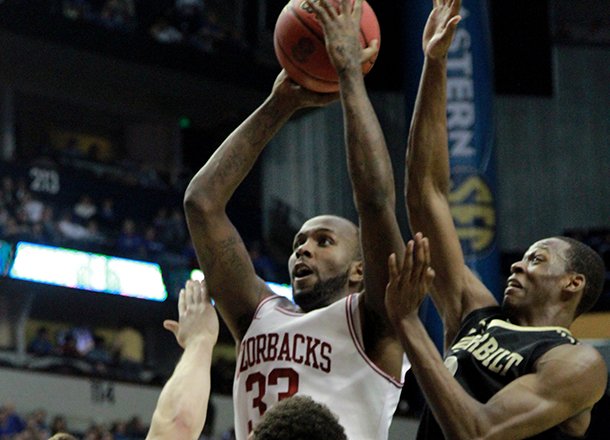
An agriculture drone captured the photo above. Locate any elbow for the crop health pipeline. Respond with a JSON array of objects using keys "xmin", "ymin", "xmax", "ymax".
[
  {"xmin": 353, "ymin": 182, "xmax": 396, "ymax": 212},
  {"xmin": 405, "ymin": 182, "xmax": 425, "ymax": 212},
  {"xmin": 183, "ymin": 181, "xmax": 222, "ymax": 220},
  {"xmin": 443, "ymin": 422, "xmax": 490, "ymax": 440},
  {"xmin": 173, "ymin": 413, "xmax": 202, "ymax": 440},
  {"xmin": 405, "ymin": 176, "xmax": 448, "ymax": 211}
]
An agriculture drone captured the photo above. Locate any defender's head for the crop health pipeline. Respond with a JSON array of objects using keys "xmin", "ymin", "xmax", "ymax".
[
  {"xmin": 249, "ymin": 395, "xmax": 347, "ymax": 440},
  {"xmin": 503, "ymin": 236, "xmax": 605, "ymax": 322}
]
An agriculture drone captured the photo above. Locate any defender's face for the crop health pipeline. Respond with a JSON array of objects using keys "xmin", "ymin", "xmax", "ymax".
[
  {"xmin": 288, "ymin": 216, "xmax": 359, "ymax": 303},
  {"xmin": 503, "ymin": 238, "xmax": 572, "ymax": 314}
]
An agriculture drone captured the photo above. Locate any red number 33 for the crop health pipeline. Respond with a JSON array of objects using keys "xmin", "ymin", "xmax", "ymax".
[{"xmin": 245, "ymin": 368, "xmax": 299, "ymax": 432}]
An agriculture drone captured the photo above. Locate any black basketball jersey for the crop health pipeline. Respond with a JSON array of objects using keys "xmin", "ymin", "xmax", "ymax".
[{"xmin": 417, "ymin": 306, "xmax": 580, "ymax": 440}]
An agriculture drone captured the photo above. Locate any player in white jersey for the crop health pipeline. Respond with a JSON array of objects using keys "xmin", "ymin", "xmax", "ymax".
[
  {"xmin": 184, "ymin": 1, "xmax": 407, "ymax": 438},
  {"xmin": 234, "ymin": 293, "xmax": 406, "ymax": 440}
]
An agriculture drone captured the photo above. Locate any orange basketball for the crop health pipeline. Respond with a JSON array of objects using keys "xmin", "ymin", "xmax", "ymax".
[{"xmin": 273, "ymin": 0, "xmax": 381, "ymax": 93}]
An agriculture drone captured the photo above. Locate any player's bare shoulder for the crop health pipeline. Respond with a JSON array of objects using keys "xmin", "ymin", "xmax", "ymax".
[{"xmin": 536, "ymin": 343, "xmax": 607, "ymax": 403}]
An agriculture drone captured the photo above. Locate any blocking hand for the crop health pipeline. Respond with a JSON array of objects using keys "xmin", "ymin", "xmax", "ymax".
[{"xmin": 164, "ymin": 280, "xmax": 219, "ymax": 350}]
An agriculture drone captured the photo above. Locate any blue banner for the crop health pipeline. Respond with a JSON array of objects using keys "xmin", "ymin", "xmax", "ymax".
[{"xmin": 404, "ymin": 1, "xmax": 501, "ymax": 351}]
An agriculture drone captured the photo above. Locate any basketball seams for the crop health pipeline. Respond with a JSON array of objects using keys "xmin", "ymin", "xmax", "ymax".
[
  {"xmin": 274, "ymin": 32, "xmax": 338, "ymax": 88},
  {"xmin": 288, "ymin": 2, "xmax": 326, "ymax": 45}
]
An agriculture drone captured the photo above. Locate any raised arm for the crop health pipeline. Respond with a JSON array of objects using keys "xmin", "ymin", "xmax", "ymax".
[
  {"xmin": 405, "ymin": 0, "xmax": 494, "ymax": 344},
  {"xmin": 184, "ymin": 72, "xmax": 337, "ymax": 341},
  {"xmin": 308, "ymin": 0, "xmax": 404, "ymax": 373},
  {"xmin": 385, "ymin": 237, "xmax": 608, "ymax": 440},
  {"xmin": 146, "ymin": 280, "xmax": 219, "ymax": 440}
]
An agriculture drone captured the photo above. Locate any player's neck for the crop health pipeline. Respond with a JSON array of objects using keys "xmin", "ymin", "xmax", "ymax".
[{"xmin": 510, "ymin": 306, "xmax": 573, "ymax": 329}]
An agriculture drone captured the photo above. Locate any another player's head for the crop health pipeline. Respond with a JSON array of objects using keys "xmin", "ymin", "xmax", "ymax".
[
  {"xmin": 249, "ymin": 395, "xmax": 347, "ymax": 440},
  {"xmin": 288, "ymin": 215, "xmax": 363, "ymax": 311},
  {"xmin": 503, "ymin": 236, "xmax": 604, "ymax": 321},
  {"xmin": 48, "ymin": 434, "xmax": 77, "ymax": 440}
]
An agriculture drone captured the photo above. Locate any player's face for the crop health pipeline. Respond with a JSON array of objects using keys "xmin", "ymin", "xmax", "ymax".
[
  {"xmin": 288, "ymin": 215, "xmax": 360, "ymax": 311},
  {"xmin": 503, "ymin": 238, "xmax": 572, "ymax": 315}
]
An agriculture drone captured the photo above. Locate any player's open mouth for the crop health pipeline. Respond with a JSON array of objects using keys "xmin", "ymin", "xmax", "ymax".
[
  {"xmin": 293, "ymin": 263, "xmax": 313, "ymax": 279},
  {"xmin": 506, "ymin": 278, "xmax": 522, "ymax": 289}
]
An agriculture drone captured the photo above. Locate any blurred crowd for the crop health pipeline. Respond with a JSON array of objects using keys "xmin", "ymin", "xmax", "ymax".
[
  {"xmin": 31, "ymin": 0, "xmax": 249, "ymax": 55},
  {"xmin": 25, "ymin": 324, "xmax": 145, "ymax": 381},
  {"xmin": 0, "ymin": 402, "xmax": 149, "ymax": 440}
]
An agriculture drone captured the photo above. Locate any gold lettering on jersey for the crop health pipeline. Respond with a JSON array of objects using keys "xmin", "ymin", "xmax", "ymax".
[
  {"xmin": 450, "ymin": 331, "xmax": 523, "ymax": 376},
  {"xmin": 239, "ymin": 332, "xmax": 332, "ymax": 374}
]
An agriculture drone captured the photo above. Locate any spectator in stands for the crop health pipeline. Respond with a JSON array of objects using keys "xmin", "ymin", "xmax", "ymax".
[
  {"xmin": 49, "ymin": 415, "xmax": 69, "ymax": 437},
  {"xmin": 58, "ymin": 333, "xmax": 81, "ymax": 359},
  {"xmin": 96, "ymin": 197, "xmax": 118, "ymax": 233},
  {"xmin": 99, "ymin": 0, "xmax": 136, "ymax": 31},
  {"xmin": 29, "ymin": 222, "xmax": 52, "ymax": 244},
  {"xmin": 165, "ymin": 0, "xmax": 214, "ymax": 52},
  {"xmin": 0, "ymin": 402, "xmax": 26, "ymax": 437},
  {"xmin": 2, "ymin": 214, "xmax": 29, "ymax": 243},
  {"xmin": 116, "ymin": 218, "xmax": 145, "ymax": 258},
  {"xmin": 152, "ymin": 207, "xmax": 170, "ymax": 235},
  {"xmin": 62, "ymin": 137, "xmax": 86, "ymax": 161},
  {"xmin": 150, "ymin": 15, "xmax": 183, "ymax": 43},
  {"xmin": 82, "ymin": 219, "xmax": 106, "ymax": 251},
  {"xmin": 19, "ymin": 190, "xmax": 45, "ymax": 225},
  {"xmin": 57, "ymin": 209, "xmax": 91, "ymax": 243},
  {"xmin": 14, "ymin": 178, "xmax": 29, "ymax": 205},
  {"xmin": 0, "ymin": 176, "xmax": 16, "ymax": 211},
  {"xmin": 40, "ymin": 205, "xmax": 61, "ymax": 245},
  {"xmin": 111, "ymin": 420, "xmax": 129, "ymax": 440},
  {"xmin": 62, "ymin": 0, "xmax": 93, "ymax": 21},
  {"xmin": 126, "ymin": 415, "xmax": 147, "ymax": 439},
  {"xmin": 29, "ymin": 409, "xmax": 49, "ymax": 438},
  {"xmin": 112, "ymin": 326, "xmax": 144, "ymax": 380},
  {"xmin": 83, "ymin": 422, "xmax": 114, "ymax": 440},
  {"xmin": 19, "ymin": 410, "xmax": 50, "ymax": 440},
  {"xmin": 86, "ymin": 334, "xmax": 113, "ymax": 374},
  {"xmin": 73, "ymin": 194, "xmax": 98, "ymax": 225},
  {"xmin": 27, "ymin": 326, "xmax": 55, "ymax": 357},
  {"xmin": 0, "ymin": 206, "xmax": 9, "ymax": 238},
  {"xmin": 137, "ymin": 162, "xmax": 165, "ymax": 189},
  {"xmin": 163, "ymin": 208, "xmax": 187, "ymax": 251},
  {"xmin": 142, "ymin": 226, "xmax": 165, "ymax": 260}
]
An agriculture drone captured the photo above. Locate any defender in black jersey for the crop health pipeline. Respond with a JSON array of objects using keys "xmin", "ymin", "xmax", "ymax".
[{"xmin": 385, "ymin": 0, "xmax": 609, "ymax": 439}]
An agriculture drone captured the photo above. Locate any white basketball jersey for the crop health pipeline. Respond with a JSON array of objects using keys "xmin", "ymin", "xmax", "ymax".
[{"xmin": 233, "ymin": 293, "xmax": 406, "ymax": 440}]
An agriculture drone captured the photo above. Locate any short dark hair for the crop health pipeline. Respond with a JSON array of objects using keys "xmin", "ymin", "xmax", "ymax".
[
  {"xmin": 49, "ymin": 434, "xmax": 77, "ymax": 440},
  {"xmin": 556, "ymin": 236, "xmax": 605, "ymax": 317},
  {"xmin": 253, "ymin": 395, "xmax": 347, "ymax": 440}
]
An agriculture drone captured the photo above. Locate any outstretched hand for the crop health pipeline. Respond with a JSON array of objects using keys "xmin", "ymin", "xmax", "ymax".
[
  {"xmin": 385, "ymin": 233, "xmax": 436, "ymax": 327},
  {"xmin": 164, "ymin": 280, "xmax": 219, "ymax": 350},
  {"xmin": 423, "ymin": 0, "xmax": 461, "ymax": 59},
  {"xmin": 306, "ymin": 0, "xmax": 378, "ymax": 73}
]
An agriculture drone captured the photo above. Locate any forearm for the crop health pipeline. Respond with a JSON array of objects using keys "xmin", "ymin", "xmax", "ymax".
[
  {"xmin": 147, "ymin": 339, "xmax": 215, "ymax": 440},
  {"xmin": 184, "ymin": 95, "xmax": 297, "ymax": 211},
  {"xmin": 397, "ymin": 316, "xmax": 488, "ymax": 439},
  {"xmin": 339, "ymin": 66, "xmax": 395, "ymax": 209},
  {"xmin": 339, "ymin": 64, "xmax": 404, "ymax": 322},
  {"xmin": 406, "ymin": 57, "xmax": 451, "ymax": 201}
]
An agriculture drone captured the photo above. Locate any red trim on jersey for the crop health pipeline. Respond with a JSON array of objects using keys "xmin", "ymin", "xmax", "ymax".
[
  {"xmin": 252, "ymin": 294, "xmax": 286, "ymax": 320},
  {"xmin": 346, "ymin": 294, "xmax": 403, "ymax": 388},
  {"xmin": 236, "ymin": 295, "xmax": 284, "ymax": 380}
]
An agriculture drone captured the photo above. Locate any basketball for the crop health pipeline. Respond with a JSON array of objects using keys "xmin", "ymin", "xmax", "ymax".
[{"xmin": 273, "ymin": 0, "xmax": 381, "ymax": 93}]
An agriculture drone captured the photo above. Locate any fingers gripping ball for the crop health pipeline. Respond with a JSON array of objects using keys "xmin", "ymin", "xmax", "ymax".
[{"xmin": 273, "ymin": 0, "xmax": 381, "ymax": 93}]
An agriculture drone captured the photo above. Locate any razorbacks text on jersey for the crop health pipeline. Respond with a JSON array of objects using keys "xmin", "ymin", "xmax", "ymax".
[{"xmin": 233, "ymin": 293, "xmax": 407, "ymax": 440}]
